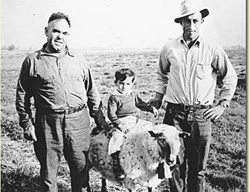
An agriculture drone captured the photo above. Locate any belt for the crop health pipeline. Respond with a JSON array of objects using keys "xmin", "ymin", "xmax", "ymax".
[
  {"xmin": 64, "ymin": 104, "xmax": 86, "ymax": 114},
  {"xmin": 38, "ymin": 104, "xmax": 87, "ymax": 115},
  {"xmin": 168, "ymin": 102, "xmax": 210, "ymax": 112}
]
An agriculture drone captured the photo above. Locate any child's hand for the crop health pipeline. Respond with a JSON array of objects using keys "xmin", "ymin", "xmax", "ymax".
[
  {"xmin": 118, "ymin": 123, "xmax": 129, "ymax": 134},
  {"xmin": 152, "ymin": 106, "xmax": 159, "ymax": 117}
]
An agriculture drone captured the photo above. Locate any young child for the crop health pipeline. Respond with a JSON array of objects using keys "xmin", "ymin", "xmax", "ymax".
[{"xmin": 107, "ymin": 68, "xmax": 158, "ymax": 179}]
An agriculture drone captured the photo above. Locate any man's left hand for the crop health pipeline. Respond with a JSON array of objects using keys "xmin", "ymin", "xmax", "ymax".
[{"xmin": 203, "ymin": 100, "xmax": 229, "ymax": 121}]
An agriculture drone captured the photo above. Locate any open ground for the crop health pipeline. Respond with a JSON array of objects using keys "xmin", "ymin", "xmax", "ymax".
[{"xmin": 1, "ymin": 47, "xmax": 246, "ymax": 191}]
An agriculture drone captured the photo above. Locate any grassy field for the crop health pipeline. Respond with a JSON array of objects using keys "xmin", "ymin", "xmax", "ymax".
[{"xmin": 1, "ymin": 47, "xmax": 246, "ymax": 192}]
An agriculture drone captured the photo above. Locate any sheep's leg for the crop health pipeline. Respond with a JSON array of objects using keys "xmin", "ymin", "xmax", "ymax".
[
  {"xmin": 147, "ymin": 187, "xmax": 152, "ymax": 192},
  {"xmin": 101, "ymin": 177, "xmax": 108, "ymax": 192}
]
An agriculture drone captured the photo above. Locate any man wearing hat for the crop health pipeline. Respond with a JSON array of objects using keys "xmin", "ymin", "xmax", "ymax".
[{"xmin": 149, "ymin": 0, "xmax": 237, "ymax": 191}]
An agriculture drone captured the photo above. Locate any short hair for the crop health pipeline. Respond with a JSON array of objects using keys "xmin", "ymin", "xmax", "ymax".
[
  {"xmin": 48, "ymin": 12, "xmax": 71, "ymax": 27},
  {"xmin": 114, "ymin": 68, "xmax": 135, "ymax": 83}
]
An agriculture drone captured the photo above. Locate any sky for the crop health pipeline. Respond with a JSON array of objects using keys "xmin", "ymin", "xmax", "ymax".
[{"xmin": 1, "ymin": 0, "xmax": 246, "ymax": 50}]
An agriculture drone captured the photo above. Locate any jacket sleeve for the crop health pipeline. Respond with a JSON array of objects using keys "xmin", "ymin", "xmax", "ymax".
[
  {"xmin": 16, "ymin": 57, "xmax": 34, "ymax": 130},
  {"xmin": 213, "ymin": 46, "xmax": 238, "ymax": 102},
  {"xmin": 84, "ymin": 63, "xmax": 101, "ymax": 117},
  {"xmin": 135, "ymin": 94, "xmax": 153, "ymax": 113},
  {"xmin": 155, "ymin": 44, "xmax": 170, "ymax": 95}
]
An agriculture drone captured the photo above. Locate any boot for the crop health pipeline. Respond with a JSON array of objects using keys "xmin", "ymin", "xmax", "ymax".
[{"xmin": 111, "ymin": 151, "xmax": 125, "ymax": 180}]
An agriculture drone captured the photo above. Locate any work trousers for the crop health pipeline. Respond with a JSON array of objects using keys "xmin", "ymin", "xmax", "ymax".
[
  {"xmin": 34, "ymin": 108, "xmax": 91, "ymax": 192},
  {"xmin": 163, "ymin": 104, "xmax": 212, "ymax": 192}
]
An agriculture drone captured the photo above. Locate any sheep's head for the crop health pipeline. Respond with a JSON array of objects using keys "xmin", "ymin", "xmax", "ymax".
[{"xmin": 148, "ymin": 125, "xmax": 189, "ymax": 167}]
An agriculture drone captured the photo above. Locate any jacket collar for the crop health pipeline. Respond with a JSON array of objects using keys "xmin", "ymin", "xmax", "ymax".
[
  {"xmin": 37, "ymin": 43, "xmax": 75, "ymax": 59},
  {"xmin": 179, "ymin": 35, "xmax": 201, "ymax": 47},
  {"xmin": 112, "ymin": 89, "xmax": 133, "ymax": 96}
]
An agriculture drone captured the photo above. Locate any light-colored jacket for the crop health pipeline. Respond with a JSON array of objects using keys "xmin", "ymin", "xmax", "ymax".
[{"xmin": 156, "ymin": 35, "xmax": 238, "ymax": 105}]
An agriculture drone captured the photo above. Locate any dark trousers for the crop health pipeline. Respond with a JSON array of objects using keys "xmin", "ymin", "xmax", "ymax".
[
  {"xmin": 163, "ymin": 104, "xmax": 212, "ymax": 192},
  {"xmin": 34, "ymin": 108, "xmax": 91, "ymax": 192}
]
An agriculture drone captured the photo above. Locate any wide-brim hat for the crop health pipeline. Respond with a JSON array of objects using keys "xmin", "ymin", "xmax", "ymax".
[{"xmin": 174, "ymin": 0, "xmax": 209, "ymax": 23}]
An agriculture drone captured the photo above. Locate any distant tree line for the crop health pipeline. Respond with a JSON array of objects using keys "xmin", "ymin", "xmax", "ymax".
[{"xmin": 1, "ymin": 44, "xmax": 19, "ymax": 51}]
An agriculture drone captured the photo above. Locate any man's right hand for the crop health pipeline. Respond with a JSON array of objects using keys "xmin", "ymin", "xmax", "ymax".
[
  {"xmin": 93, "ymin": 109, "xmax": 111, "ymax": 131},
  {"xmin": 149, "ymin": 92, "xmax": 164, "ymax": 110},
  {"xmin": 24, "ymin": 125, "xmax": 37, "ymax": 141}
]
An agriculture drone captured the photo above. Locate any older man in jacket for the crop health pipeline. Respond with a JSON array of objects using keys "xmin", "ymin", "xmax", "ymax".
[{"xmin": 16, "ymin": 12, "xmax": 109, "ymax": 192}]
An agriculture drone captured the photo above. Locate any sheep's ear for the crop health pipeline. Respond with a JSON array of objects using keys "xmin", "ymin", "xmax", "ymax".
[
  {"xmin": 148, "ymin": 131, "xmax": 162, "ymax": 138},
  {"xmin": 148, "ymin": 130, "xmax": 157, "ymax": 137},
  {"xmin": 179, "ymin": 131, "xmax": 190, "ymax": 138}
]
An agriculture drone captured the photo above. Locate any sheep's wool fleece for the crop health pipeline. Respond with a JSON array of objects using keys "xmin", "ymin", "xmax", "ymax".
[
  {"xmin": 89, "ymin": 121, "xmax": 178, "ymax": 190},
  {"xmin": 120, "ymin": 124, "xmax": 174, "ymax": 189},
  {"xmin": 89, "ymin": 119, "xmax": 153, "ymax": 180},
  {"xmin": 89, "ymin": 131, "xmax": 115, "ymax": 179}
]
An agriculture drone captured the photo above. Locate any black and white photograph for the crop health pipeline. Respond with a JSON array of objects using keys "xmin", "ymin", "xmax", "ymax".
[{"xmin": 1, "ymin": 0, "xmax": 246, "ymax": 191}]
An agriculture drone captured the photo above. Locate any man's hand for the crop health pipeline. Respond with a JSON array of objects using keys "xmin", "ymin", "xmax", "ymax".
[
  {"xmin": 149, "ymin": 92, "xmax": 164, "ymax": 110},
  {"xmin": 24, "ymin": 125, "xmax": 37, "ymax": 141},
  {"xmin": 203, "ymin": 100, "xmax": 229, "ymax": 121},
  {"xmin": 94, "ymin": 109, "xmax": 111, "ymax": 131}
]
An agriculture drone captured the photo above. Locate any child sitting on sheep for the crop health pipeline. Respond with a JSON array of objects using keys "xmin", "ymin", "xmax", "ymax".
[{"xmin": 107, "ymin": 68, "xmax": 158, "ymax": 179}]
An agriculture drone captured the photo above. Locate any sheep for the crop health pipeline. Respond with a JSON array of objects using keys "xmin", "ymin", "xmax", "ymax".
[{"xmin": 88, "ymin": 121, "xmax": 189, "ymax": 192}]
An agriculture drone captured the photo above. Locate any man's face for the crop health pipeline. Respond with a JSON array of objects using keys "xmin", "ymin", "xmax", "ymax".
[
  {"xmin": 45, "ymin": 19, "xmax": 70, "ymax": 53},
  {"xmin": 181, "ymin": 12, "xmax": 203, "ymax": 42}
]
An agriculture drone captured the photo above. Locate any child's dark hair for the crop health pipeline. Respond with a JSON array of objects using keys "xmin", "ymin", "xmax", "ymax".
[
  {"xmin": 114, "ymin": 68, "xmax": 135, "ymax": 83},
  {"xmin": 48, "ymin": 12, "xmax": 71, "ymax": 27}
]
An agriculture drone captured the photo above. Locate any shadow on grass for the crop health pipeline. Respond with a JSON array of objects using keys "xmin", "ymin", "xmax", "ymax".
[
  {"xmin": 206, "ymin": 173, "xmax": 246, "ymax": 192},
  {"xmin": 1, "ymin": 170, "xmax": 71, "ymax": 192},
  {"xmin": 237, "ymin": 78, "xmax": 246, "ymax": 90},
  {"xmin": 214, "ymin": 145, "xmax": 246, "ymax": 160}
]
